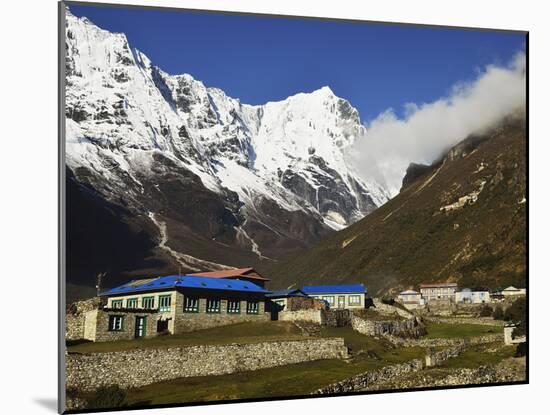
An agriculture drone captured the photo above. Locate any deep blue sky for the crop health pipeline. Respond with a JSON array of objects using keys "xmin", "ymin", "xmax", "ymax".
[{"xmin": 69, "ymin": 3, "xmax": 525, "ymax": 122}]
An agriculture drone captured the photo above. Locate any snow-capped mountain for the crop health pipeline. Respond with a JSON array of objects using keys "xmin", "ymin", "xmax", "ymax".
[{"xmin": 64, "ymin": 9, "xmax": 390, "ymax": 283}]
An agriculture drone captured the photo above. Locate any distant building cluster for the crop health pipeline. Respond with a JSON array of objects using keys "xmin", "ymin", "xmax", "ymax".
[{"xmin": 397, "ymin": 283, "xmax": 526, "ymax": 309}]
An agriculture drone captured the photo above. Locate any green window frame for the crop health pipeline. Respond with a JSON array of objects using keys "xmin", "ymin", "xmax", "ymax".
[
  {"xmin": 142, "ymin": 296, "xmax": 155, "ymax": 309},
  {"xmin": 159, "ymin": 295, "xmax": 172, "ymax": 312},
  {"xmin": 183, "ymin": 296, "xmax": 199, "ymax": 313},
  {"xmin": 111, "ymin": 299, "xmax": 123, "ymax": 309},
  {"xmin": 206, "ymin": 298, "xmax": 221, "ymax": 313},
  {"xmin": 227, "ymin": 299, "xmax": 241, "ymax": 314},
  {"xmin": 126, "ymin": 298, "xmax": 138, "ymax": 308},
  {"xmin": 246, "ymin": 300, "xmax": 259, "ymax": 314},
  {"xmin": 348, "ymin": 295, "xmax": 361, "ymax": 305},
  {"xmin": 108, "ymin": 315, "xmax": 124, "ymax": 331}
]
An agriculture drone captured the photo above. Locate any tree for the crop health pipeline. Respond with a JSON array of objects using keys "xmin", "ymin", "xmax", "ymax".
[
  {"xmin": 479, "ymin": 304, "xmax": 493, "ymax": 317},
  {"xmin": 492, "ymin": 304, "xmax": 504, "ymax": 320}
]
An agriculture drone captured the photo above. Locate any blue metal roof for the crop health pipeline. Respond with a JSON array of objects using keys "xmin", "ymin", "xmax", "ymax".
[
  {"xmin": 100, "ymin": 275, "xmax": 270, "ymax": 296},
  {"xmin": 302, "ymin": 284, "xmax": 366, "ymax": 294},
  {"xmin": 266, "ymin": 289, "xmax": 306, "ymax": 298}
]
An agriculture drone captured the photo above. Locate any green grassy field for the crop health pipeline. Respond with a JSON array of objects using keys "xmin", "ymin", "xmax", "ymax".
[
  {"xmin": 425, "ymin": 322, "xmax": 500, "ymax": 339},
  {"xmin": 438, "ymin": 342, "xmax": 516, "ymax": 369},
  {"xmin": 121, "ymin": 326, "xmax": 424, "ymax": 406},
  {"xmin": 67, "ymin": 321, "xmax": 308, "ymax": 354}
]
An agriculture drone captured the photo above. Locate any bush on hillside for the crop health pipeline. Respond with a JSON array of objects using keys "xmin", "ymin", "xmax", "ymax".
[
  {"xmin": 479, "ymin": 305, "xmax": 493, "ymax": 317},
  {"xmin": 86, "ymin": 385, "xmax": 127, "ymax": 409}
]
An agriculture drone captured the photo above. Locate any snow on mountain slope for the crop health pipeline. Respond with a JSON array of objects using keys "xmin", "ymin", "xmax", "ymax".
[{"xmin": 64, "ymin": 8, "xmax": 390, "ymax": 269}]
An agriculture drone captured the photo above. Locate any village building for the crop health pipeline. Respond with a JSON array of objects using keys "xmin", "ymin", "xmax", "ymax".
[
  {"xmin": 419, "ymin": 282, "xmax": 458, "ymax": 304},
  {"xmin": 188, "ymin": 267, "xmax": 270, "ymax": 288},
  {"xmin": 266, "ymin": 288, "xmax": 308, "ymax": 311},
  {"xmin": 455, "ymin": 288, "xmax": 491, "ymax": 304},
  {"xmin": 397, "ymin": 289, "xmax": 425, "ymax": 309},
  {"xmin": 499, "ymin": 286, "xmax": 527, "ymax": 297},
  {"xmin": 80, "ymin": 275, "xmax": 269, "ymax": 342},
  {"xmin": 301, "ymin": 284, "xmax": 366, "ymax": 309}
]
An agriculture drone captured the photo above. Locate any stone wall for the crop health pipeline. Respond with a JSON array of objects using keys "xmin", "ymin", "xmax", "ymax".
[
  {"xmin": 66, "ymin": 298, "xmax": 103, "ymax": 340},
  {"xmin": 278, "ymin": 309, "xmax": 323, "ymax": 324},
  {"xmin": 315, "ymin": 359, "xmax": 424, "ymax": 394},
  {"xmin": 371, "ymin": 299, "xmax": 414, "ymax": 319},
  {"xmin": 351, "ymin": 314, "xmax": 426, "ymax": 338},
  {"xmin": 322, "ymin": 309, "xmax": 351, "ymax": 327},
  {"xmin": 390, "ymin": 333, "xmax": 502, "ymax": 348},
  {"xmin": 286, "ymin": 296, "xmax": 327, "ymax": 311},
  {"xmin": 66, "ymin": 338, "xmax": 348, "ymax": 392},
  {"xmin": 425, "ymin": 345, "xmax": 463, "ymax": 367}
]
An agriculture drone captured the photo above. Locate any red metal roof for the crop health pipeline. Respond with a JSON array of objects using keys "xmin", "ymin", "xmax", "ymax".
[{"xmin": 188, "ymin": 267, "xmax": 270, "ymax": 281}]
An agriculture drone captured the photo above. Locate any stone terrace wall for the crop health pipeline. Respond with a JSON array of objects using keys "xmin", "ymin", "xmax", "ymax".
[
  {"xmin": 427, "ymin": 316, "xmax": 505, "ymax": 326},
  {"xmin": 315, "ymin": 359, "xmax": 424, "ymax": 394},
  {"xmin": 66, "ymin": 338, "xmax": 348, "ymax": 392},
  {"xmin": 390, "ymin": 333, "xmax": 502, "ymax": 348}
]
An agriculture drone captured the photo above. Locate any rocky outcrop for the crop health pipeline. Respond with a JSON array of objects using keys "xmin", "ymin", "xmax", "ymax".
[{"xmin": 351, "ymin": 314, "xmax": 426, "ymax": 339}]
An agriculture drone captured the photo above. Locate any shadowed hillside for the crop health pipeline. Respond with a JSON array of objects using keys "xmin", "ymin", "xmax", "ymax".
[{"xmin": 266, "ymin": 116, "xmax": 527, "ymax": 295}]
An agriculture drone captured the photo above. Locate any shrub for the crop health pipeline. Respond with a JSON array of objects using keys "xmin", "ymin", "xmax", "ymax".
[
  {"xmin": 492, "ymin": 305, "xmax": 504, "ymax": 320},
  {"xmin": 504, "ymin": 297, "xmax": 526, "ymax": 323},
  {"xmin": 86, "ymin": 385, "xmax": 127, "ymax": 409},
  {"xmin": 479, "ymin": 305, "xmax": 493, "ymax": 317},
  {"xmin": 515, "ymin": 342, "xmax": 527, "ymax": 358}
]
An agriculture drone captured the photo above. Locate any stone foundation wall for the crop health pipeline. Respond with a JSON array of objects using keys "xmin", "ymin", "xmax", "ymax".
[
  {"xmin": 286, "ymin": 296, "xmax": 327, "ymax": 311},
  {"xmin": 66, "ymin": 338, "xmax": 348, "ymax": 392},
  {"xmin": 91, "ymin": 310, "xmax": 159, "ymax": 342},
  {"xmin": 322, "ymin": 309, "xmax": 351, "ymax": 327},
  {"xmin": 172, "ymin": 292, "xmax": 269, "ymax": 332},
  {"xmin": 278, "ymin": 310, "xmax": 323, "ymax": 324},
  {"xmin": 66, "ymin": 298, "xmax": 103, "ymax": 340}
]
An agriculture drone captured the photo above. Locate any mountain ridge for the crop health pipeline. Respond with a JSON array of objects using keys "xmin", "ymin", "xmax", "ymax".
[
  {"xmin": 266, "ymin": 116, "xmax": 527, "ymax": 295},
  {"xmin": 64, "ymin": 8, "xmax": 389, "ymax": 288}
]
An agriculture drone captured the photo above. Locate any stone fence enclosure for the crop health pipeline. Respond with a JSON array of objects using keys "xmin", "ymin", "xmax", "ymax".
[
  {"xmin": 66, "ymin": 338, "xmax": 348, "ymax": 392},
  {"xmin": 351, "ymin": 314, "xmax": 426, "ymax": 338}
]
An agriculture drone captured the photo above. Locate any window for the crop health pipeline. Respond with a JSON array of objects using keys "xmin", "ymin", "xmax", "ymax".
[
  {"xmin": 206, "ymin": 298, "xmax": 221, "ymax": 313},
  {"xmin": 159, "ymin": 295, "xmax": 171, "ymax": 312},
  {"xmin": 142, "ymin": 296, "xmax": 155, "ymax": 309},
  {"xmin": 126, "ymin": 298, "xmax": 138, "ymax": 308},
  {"xmin": 322, "ymin": 296, "xmax": 335, "ymax": 306},
  {"xmin": 348, "ymin": 295, "xmax": 361, "ymax": 305},
  {"xmin": 111, "ymin": 299, "xmax": 123, "ymax": 309},
  {"xmin": 184, "ymin": 296, "xmax": 199, "ymax": 313},
  {"xmin": 108, "ymin": 315, "xmax": 124, "ymax": 331},
  {"xmin": 227, "ymin": 299, "xmax": 241, "ymax": 314},
  {"xmin": 246, "ymin": 301, "xmax": 259, "ymax": 314}
]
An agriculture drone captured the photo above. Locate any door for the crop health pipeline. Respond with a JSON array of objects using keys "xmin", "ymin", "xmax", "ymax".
[
  {"xmin": 338, "ymin": 296, "xmax": 346, "ymax": 309},
  {"xmin": 135, "ymin": 316, "xmax": 146, "ymax": 338}
]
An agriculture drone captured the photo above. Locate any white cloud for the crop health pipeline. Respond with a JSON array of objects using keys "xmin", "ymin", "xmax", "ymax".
[{"xmin": 347, "ymin": 51, "xmax": 526, "ymax": 196}]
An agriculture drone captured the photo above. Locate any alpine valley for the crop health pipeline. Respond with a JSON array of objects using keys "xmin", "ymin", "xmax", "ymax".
[{"xmin": 64, "ymin": 10, "xmax": 390, "ymax": 290}]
